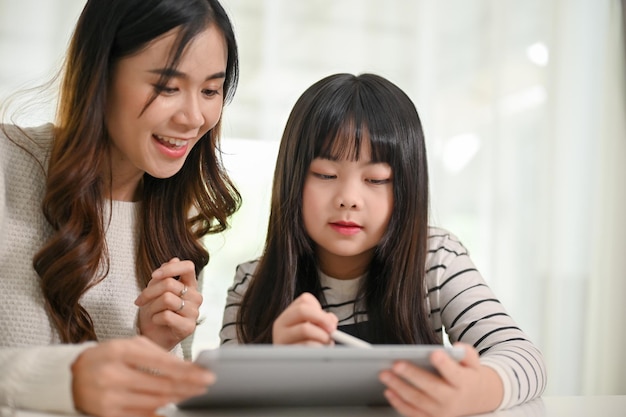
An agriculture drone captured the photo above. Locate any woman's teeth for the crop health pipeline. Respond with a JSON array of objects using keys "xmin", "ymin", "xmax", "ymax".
[{"xmin": 155, "ymin": 135, "xmax": 185, "ymax": 148}]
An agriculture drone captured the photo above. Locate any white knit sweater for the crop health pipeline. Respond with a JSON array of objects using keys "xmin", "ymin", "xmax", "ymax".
[{"xmin": 0, "ymin": 124, "xmax": 149, "ymax": 413}]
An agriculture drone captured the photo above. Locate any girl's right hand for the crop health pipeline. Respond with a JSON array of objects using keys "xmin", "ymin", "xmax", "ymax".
[
  {"xmin": 272, "ymin": 292, "xmax": 338, "ymax": 345},
  {"xmin": 71, "ymin": 336, "xmax": 214, "ymax": 417}
]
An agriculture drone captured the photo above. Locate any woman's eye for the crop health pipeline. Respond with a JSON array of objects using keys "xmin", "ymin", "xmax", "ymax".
[
  {"xmin": 202, "ymin": 89, "xmax": 220, "ymax": 97},
  {"xmin": 154, "ymin": 85, "xmax": 178, "ymax": 95}
]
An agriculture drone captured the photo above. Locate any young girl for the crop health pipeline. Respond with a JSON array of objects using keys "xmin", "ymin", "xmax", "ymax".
[
  {"xmin": 220, "ymin": 73, "xmax": 546, "ymax": 416},
  {"xmin": 0, "ymin": 0, "xmax": 240, "ymax": 415}
]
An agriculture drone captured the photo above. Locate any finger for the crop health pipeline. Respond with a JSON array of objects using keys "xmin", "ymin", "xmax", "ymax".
[
  {"xmin": 390, "ymin": 360, "xmax": 458, "ymax": 412},
  {"xmin": 130, "ymin": 369, "xmax": 211, "ymax": 399},
  {"xmin": 94, "ymin": 376, "xmax": 206, "ymax": 417},
  {"xmin": 455, "ymin": 342, "xmax": 479, "ymax": 367},
  {"xmin": 431, "ymin": 343, "xmax": 478, "ymax": 388},
  {"xmin": 149, "ymin": 309, "xmax": 197, "ymax": 338},
  {"xmin": 279, "ymin": 321, "xmax": 336, "ymax": 345},
  {"xmin": 153, "ymin": 259, "xmax": 198, "ymax": 288},
  {"xmin": 390, "ymin": 360, "xmax": 441, "ymax": 393},
  {"xmin": 144, "ymin": 290, "xmax": 200, "ymax": 318},
  {"xmin": 74, "ymin": 338, "xmax": 214, "ymax": 417},
  {"xmin": 380, "ymin": 366, "xmax": 435, "ymax": 407},
  {"xmin": 383, "ymin": 388, "xmax": 427, "ymax": 417},
  {"xmin": 136, "ymin": 277, "xmax": 202, "ymax": 307},
  {"xmin": 136, "ymin": 277, "xmax": 186, "ymax": 306},
  {"xmin": 277, "ymin": 293, "xmax": 338, "ymax": 332},
  {"xmin": 123, "ymin": 337, "xmax": 215, "ymax": 386}
]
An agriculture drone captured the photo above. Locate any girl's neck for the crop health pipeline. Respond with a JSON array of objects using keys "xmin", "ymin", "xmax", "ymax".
[{"xmin": 316, "ymin": 248, "xmax": 374, "ymax": 280}]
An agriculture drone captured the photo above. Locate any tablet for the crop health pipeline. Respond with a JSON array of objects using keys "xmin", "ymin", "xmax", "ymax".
[{"xmin": 177, "ymin": 345, "xmax": 465, "ymax": 409}]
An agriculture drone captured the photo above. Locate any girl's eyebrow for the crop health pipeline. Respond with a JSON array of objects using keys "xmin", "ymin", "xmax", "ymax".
[{"xmin": 148, "ymin": 68, "xmax": 226, "ymax": 81}]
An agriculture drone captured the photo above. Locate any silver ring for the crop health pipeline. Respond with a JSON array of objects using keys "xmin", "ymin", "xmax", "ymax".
[
  {"xmin": 176, "ymin": 299, "xmax": 185, "ymax": 312},
  {"xmin": 139, "ymin": 367, "xmax": 161, "ymax": 376},
  {"xmin": 180, "ymin": 285, "xmax": 188, "ymax": 298}
]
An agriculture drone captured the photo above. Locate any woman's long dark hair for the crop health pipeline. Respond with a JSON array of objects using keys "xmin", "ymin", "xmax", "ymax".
[
  {"xmin": 238, "ymin": 73, "xmax": 438, "ymax": 344},
  {"xmin": 32, "ymin": 0, "xmax": 240, "ymax": 343}
]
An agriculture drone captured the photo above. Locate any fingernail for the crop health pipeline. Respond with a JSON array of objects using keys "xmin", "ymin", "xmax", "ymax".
[
  {"xmin": 393, "ymin": 361, "xmax": 407, "ymax": 374},
  {"xmin": 201, "ymin": 371, "xmax": 215, "ymax": 385}
]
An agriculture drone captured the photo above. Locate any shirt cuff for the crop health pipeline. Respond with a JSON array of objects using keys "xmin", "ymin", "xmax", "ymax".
[
  {"xmin": 480, "ymin": 359, "xmax": 511, "ymax": 410},
  {"xmin": 10, "ymin": 343, "xmax": 94, "ymax": 414}
]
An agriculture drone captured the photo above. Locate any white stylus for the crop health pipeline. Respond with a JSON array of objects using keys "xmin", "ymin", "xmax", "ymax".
[{"xmin": 331, "ymin": 330, "xmax": 373, "ymax": 348}]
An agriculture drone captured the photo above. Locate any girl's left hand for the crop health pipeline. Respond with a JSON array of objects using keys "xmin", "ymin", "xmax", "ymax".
[
  {"xmin": 379, "ymin": 342, "xmax": 504, "ymax": 417},
  {"xmin": 135, "ymin": 258, "xmax": 203, "ymax": 351}
]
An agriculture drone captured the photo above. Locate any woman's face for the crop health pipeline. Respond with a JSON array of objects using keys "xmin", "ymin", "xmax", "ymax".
[{"xmin": 105, "ymin": 24, "xmax": 227, "ymax": 201}]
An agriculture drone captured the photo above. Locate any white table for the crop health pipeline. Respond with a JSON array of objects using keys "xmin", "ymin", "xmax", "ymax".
[{"xmin": 7, "ymin": 396, "xmax": 626, "ymax": 417}]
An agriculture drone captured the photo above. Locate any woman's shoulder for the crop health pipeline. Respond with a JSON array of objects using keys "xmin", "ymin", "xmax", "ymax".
[{"xmin": 0, "ymin": 123, "xmax": 55, "ymax": 167}]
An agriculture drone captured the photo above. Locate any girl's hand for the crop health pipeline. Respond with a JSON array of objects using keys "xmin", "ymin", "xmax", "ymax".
[
  {"xmin": 379, "ymin": 342, "xmax": 504, "ymax": 417},
  {"xmin": 71, "ymin": 336, "xmax": 214, "ymax": 417},
  {"xmin": 272, "ymin": 292, "xmax": 338, "ymax": 345},
  {"xmin": 135, "ymin": 258, "xmax": 203, "ymax": 351}
]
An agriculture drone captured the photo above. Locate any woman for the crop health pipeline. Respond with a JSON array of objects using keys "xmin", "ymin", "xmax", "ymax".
[{"xmin": 0, "ymin": 1, "xmax": 240, "ymax": 416}]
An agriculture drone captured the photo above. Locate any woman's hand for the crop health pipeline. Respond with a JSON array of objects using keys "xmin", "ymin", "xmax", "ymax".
[
  {"xmin": 272, "ymin": 292, "xmax": 338, "ymax": 345},
  {"xmin": 135, "ymin": 258, "xmax": 203, "ymax": 351},
  {"xmin": 71, "ymin": 336, "xmax": 214, "ymax": 417},
  {"xmin": 379, "ymin": 342, "xmax": 504, "ymax": 417}
]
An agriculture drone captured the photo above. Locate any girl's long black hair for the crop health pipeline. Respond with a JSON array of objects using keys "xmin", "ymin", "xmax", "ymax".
[{"xmin": 237, "ymin": 73, "xmax": 438, "ymax": 345}]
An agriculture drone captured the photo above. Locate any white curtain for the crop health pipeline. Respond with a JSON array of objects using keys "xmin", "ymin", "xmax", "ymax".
[
  {"xmin": 582, "ymin": 0, "xmax": 626, "ymax": 394},
  {"xmin": 0, "ymin": 0, "xmax": 624, "ymax": 396},
  {"xmin": 209, "ymin": 0, "xmax": 626, "ymax": 396}
]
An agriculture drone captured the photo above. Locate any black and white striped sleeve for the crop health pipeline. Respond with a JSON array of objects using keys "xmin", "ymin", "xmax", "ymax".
[
  {"xmin": 218, "ymin": 260, "xmax": 258, "ymax": 346},
  {"xmin": 425, "ymin": 228, "xmax": 547, "ymax": 409}
]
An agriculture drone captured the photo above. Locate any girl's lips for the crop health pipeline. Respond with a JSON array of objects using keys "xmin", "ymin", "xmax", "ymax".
[{"xmin": 329, "ymin": 222, "xmax": 362, "ymax": 236}]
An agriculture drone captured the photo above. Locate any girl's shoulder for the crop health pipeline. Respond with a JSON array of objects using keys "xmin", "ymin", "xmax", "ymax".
[
  {"xmin": 235, "ymin": 259, "xmax": 260, "ymax": 276},
  {"xmin": 424, "ymin": 226, "xmax": 475, "ymax": 288},
  {"xmin": 426, "ymin": 226, "xmax": 469, "ymax": 255},
  {"xmin": 229, "ymin": 259, "xmax": 260, "ymax": 294},
  {"xmin": 0, "ymin": 123, "xmax": 54, "ymax": 168}
]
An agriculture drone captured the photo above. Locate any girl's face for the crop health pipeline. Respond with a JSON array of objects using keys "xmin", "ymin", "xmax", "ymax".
[
  {"xmin": 105, "ymin": 24, "xmax": 227, "ymax": 201},
  {"xmin": 302, "ymin": 139, "xmax": 394, "ymax": 279}
]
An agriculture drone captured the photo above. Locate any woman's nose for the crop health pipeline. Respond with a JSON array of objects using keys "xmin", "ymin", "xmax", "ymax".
[{"xmin": 174, "ymin": 96, "xmax": 204, "ymax": 129}]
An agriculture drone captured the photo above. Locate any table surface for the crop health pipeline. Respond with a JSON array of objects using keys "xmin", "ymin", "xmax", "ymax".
[{"xmin": 6, "ymin": 396, "xmax": 626, "ymax": 417}]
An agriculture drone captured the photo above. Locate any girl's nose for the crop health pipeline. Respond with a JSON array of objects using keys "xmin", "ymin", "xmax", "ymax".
[{"xmin": 335, "ymin": 183, "xmax": 360, "ymax": 209}]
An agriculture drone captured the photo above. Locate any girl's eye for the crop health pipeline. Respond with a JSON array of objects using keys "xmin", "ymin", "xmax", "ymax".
[
  {"xmin": 367, "ymin": 178, "xmax": 391, "ymax": 185},
  {"xmin": 312, "ymin": 172, "xmax": 336, "ymax": 180}
]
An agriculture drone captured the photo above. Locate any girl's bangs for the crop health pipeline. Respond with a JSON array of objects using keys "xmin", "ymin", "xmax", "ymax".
[{"xmin": 316, "ymin": 119, "xmax": 364, "ymax": 161}]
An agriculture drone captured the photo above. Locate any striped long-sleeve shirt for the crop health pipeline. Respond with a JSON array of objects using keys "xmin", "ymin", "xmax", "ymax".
[{"xmin": 219, "ymin": 227, "xmax": 547, "ymax": 410}]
